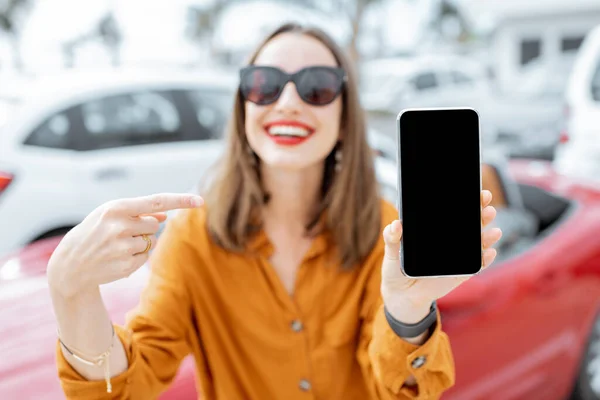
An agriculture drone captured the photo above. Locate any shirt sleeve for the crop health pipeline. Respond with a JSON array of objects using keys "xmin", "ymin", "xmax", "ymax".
[
  {"xmin": 55, "ymin": 210, "xmax": 198, "ymax": 399},
  {"xmin": 355, "ymin": 240, "xmax": 456, "ymax": 399}
]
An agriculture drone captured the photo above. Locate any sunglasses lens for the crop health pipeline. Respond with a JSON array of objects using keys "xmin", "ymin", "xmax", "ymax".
[
  {"xmin": 297, "ymin": 68, "xmax": 342, "ymax": 105},
  {"xmin": 241, "ymin": 68, "xmax": 282, "ymax": 105}
]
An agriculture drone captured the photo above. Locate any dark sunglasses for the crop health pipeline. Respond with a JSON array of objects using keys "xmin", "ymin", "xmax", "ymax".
[{"xmin": 239, "ymin": 65, "xmax": 347, "ymax": 106}]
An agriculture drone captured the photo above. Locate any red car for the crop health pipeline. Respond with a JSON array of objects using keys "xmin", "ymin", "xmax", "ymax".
[
  {"xmin": 0, "ymin": 237, "xmax": 198, "ymax": 399},
  {"xmin": 1, "ymin": 158, "xmax": 599, "ymax": 400}
]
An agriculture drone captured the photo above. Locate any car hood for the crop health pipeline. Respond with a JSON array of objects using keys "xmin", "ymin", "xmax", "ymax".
[{"xmin": 0, "ymin": 238, "xmax": 150, "ymax": 398}]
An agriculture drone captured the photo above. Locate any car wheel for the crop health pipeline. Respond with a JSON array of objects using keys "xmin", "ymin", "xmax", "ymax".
[{"xmin": 572, "ymin": 311, "xmax": 600, "ymax": 400}]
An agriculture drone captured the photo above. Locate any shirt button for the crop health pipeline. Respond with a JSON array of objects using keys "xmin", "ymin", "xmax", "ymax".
[
  {"xmin": 299, "ymin": 379, "xmax": 312, "ymax": 391},
  {"xmin": 411, "ymin": 355, "xmax": 427, "ymax": 369},
  {"xmin": 290, "ymin": 319, "xmax": 303, "ymax": 332}
]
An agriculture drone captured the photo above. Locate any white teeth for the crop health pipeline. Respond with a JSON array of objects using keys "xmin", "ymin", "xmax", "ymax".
[{"xmin": 268, "ymin": 125, "xmax": 311, "ymax": 137}]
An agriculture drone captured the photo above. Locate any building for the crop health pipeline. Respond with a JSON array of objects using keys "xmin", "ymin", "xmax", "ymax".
[{"xmin": 458, "ymin": 0, "xmax": 600, "ymax": 93}]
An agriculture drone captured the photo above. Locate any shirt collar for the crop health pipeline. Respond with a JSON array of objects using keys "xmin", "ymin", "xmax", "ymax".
[{"xmin": 246, "ymin": 214, "xmax": 333, "ymax": 261}]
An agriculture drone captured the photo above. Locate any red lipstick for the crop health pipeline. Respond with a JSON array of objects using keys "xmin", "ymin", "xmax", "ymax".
[{"xmin": 263, "ymin": 120, "xmax": 315, "ymax": 146}]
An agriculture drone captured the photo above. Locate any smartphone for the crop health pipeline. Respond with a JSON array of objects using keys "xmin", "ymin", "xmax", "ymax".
[{"xmin": 396, "ymin": 107, "xmax": 482, "ymax": 278}]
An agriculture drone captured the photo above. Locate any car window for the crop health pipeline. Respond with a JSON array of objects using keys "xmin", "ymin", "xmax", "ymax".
[
  {"xmin": 591, "ymin": 59, "xmax": 600, "ymax": 102},
  {"xmin": 411, "ymin": 72, "xmax": 438, "ymax": 91},
  {"xmin": 561, "ymin": 35, "xmax": 584, "ymax": 53},
  {"xmin": 183, "ymin": 89, "xmax": 233, "ymax": 139},
  {"xmin": 520, "ymin": 38, "xmax": 541, "ymax": 66},
  {"xmin": 23, "ymin": 111, "xmax": 74, "ymax": 149},
  {"xmin": 79, "ymin": 90, "xmax": 183, "ymax": 150}
]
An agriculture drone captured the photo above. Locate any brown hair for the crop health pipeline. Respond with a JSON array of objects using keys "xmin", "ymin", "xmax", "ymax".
[{"xmin": 202, "ymin": 22, "xmax": 381, "ymax": 269}]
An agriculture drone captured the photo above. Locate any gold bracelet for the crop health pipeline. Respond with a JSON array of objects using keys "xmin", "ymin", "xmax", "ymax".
[{"xmin": 58, "ymin": 325, "xmax": 116, "ymax": 393}]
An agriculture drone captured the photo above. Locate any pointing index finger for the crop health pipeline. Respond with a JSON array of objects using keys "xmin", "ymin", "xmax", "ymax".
[{"xmin": 117, "ymin": 193, "xmax": 204, "ymax": 216}]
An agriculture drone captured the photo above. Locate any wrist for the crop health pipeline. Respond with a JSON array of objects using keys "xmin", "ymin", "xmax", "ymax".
[
  {"xmin": 383, "ymin": 300, "xmax": 438, "ymax": 342},
  {"xmin": 384, "ymin": 300, "xmax": 432, "ymax": 325},
  {"xmin": 49, "ymin": 283, "xmax": 100, "ymax": 305},
  {"xmin": 381, "ymin": 289, "xmax": 433, "ymax": 324},
  {"xmin": 48, "ymin": 269, "xmax": 96, "ymax": 301}
]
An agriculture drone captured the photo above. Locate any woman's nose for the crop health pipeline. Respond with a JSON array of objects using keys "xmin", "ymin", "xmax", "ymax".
[{"xmin": 274, "ymin": 82, "xmax": 302, "ymax": 112}]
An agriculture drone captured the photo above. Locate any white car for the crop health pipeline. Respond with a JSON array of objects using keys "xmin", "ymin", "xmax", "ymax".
[
  {"xmin": 0, "ymin": 68, "xmax": 236, "ymax": 256},
  {"xmin": 554, "ymin": 24, "xmax": 600, "ymax": 180},
  {"xmin": 359, "ymin": 54, "xmax": 491, "ymax": 113},
  {"xmin": 0, "ymin": 67, "xmax": 397, "ymax": 257},
  {"xmin": 359, "ymin": 54, "xmax": 505, "ymax": 147}
]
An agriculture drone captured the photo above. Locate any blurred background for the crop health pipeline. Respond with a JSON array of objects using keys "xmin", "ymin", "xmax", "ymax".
[
  {"xmin": 3, "ymin": 0, "xmax": 600, "ymax": 254},
  {"xmin": 1, "ymin": 0, "xmax": 598, "ymax": 156},
  {"xmin": 1, "ymin": 1, "xmax": 600, "ymax": 399}
]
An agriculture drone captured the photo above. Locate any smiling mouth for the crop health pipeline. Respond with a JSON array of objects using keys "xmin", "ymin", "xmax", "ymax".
[
  {"xmin": 263, "ymin": 122, "xmax": 315, "ymax": 146},
  {"xmin": 266, "ymin": 125, "xmax": 313, "ymax": 138}
]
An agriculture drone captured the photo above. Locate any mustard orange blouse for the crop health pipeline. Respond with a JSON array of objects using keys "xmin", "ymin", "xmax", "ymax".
[{"xmin": 56, "ymin": 200, "xmax": 455, "ymax": 399}]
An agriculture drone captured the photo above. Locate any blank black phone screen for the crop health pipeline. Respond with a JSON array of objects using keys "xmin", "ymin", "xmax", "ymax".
[{"xmin": 397, "ymin": 108, "xmax": 482, "ymax": 277}]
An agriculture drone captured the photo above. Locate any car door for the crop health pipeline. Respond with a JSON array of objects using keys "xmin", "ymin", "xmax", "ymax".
[
  {"xmin": 12, "ymin": 107, "xmax": 87, "ymax": 241},
  {"xmin": 74, "ymin": 87, "xmax": 231, "ymax": 210},
  {"xmin": 440, "ymin": 191, "xmax": 582, "ymax": 400}
]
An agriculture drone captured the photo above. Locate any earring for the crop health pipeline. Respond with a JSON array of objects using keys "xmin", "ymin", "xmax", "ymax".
[{"xmin": 335, "ymin": 147, "xmax": 342, "ymax": 172}]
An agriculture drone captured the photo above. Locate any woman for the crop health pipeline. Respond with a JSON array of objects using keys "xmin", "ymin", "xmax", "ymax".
[{"xmin": 48, "ymin": 23, "xmax": 502, "ymax": 399}]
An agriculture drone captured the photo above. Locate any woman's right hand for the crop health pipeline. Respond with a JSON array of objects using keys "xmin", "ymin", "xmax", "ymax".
[{"xmin": 46, "ymin": 193, "xmax": 204, "ymax": 298}]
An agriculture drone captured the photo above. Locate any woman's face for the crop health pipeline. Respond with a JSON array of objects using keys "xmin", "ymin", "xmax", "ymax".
[{"xmin": 244, "ymin": 33, "xmax": 343, "ymax": 171}]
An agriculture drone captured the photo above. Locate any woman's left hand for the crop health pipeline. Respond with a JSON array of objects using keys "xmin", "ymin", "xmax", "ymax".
[{"xmin": 380, "ymin": 190, "xmax": 503, "ymax": 323}]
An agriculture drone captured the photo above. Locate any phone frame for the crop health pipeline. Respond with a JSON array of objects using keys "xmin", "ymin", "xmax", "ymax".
[{"xmin": 396, "ymin": 106, "xmax": 484, "ymax": 278}]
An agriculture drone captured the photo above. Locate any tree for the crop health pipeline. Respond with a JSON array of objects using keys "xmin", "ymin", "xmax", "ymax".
[
  {"xmin": 0, "ymin": 0, "xmax": 33, "ymax": 71},
  {"xmin": 186, "ymin": 0, "xmax": 238, "ymax": 43},
  {"xmin": 97, "ymin": 11, "xmax": 122, "ymax": 66},
  {"xmin": 346, "ymin": 0, "xmax": 376, "ymax": 63},
  {"xmin": 185, "ymin": 0, "xmax": 380, "ymax": 65},
  {"xmin": 61, "ymin": 10, "xmax": 122, "ymax": 68},
  {"xmin": 428, "ymin": 0, "xmax": 474, "ymax": 43},
  {"xmin": 281, "ymin": 0, "xmax": 380, "ymax": 63},
  {"xmin": 185, "ymin": 0, "xmax": 234, "ymax": 61}
]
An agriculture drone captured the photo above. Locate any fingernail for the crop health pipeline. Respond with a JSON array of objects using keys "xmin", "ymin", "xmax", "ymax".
[{"xmin": 192, "ymin": 197, "xmax": 203, "ymax": 207}]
